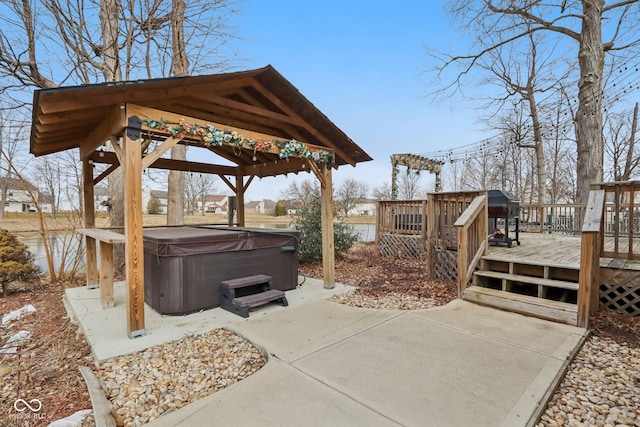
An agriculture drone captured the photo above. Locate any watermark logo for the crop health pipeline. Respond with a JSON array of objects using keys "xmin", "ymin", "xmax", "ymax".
[
  {"xmin": 14, "ymin": 398, "xmax": 42, "ymax": 413},
  {"xmin": 12, "ymin": 398, "xmax": 45, "ymax": 421}
]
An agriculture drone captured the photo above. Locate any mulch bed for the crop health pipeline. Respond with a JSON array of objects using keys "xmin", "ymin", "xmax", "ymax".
[
  {"xmin": 1, "ymin": 279, "xmax": 93, "ymax": 426},
  {"xmin": 301, "ymin": 242, "xmax": 458, "ymax": 306}
]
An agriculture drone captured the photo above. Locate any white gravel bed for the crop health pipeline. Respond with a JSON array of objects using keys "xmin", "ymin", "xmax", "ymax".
[
  {"xmin": 329, "ymin": 290, "xmax": 438, "ymax": 310},
  {"xmin": 537, "ymin": 335, "xmax": 639, "ymax": 427},
  {"xmin": 96, "ymin": 328, "xmax": 267, "ymax": 426}
]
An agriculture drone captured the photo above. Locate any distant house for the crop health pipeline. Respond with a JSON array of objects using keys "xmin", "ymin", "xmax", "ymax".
[
  {"xmin": 94, "ymin": 186, "xmax": 110, "ymax": 212},
  {"xmin": 246, "ymin": 199, "xmax": 276, "ymax": 215},
  {"xmin": 347, "ymin": 199, "xmax": 377, "ymax": 216},
  {"xmin": 142, "ymin": 186, "xmax": 235, "ymax": 215},
  {"xmin": 0, "ymin": 177, "xmax": 52, "ymax": 213},
  {"xmin": 142, "ymin": 186, "xmax": 168, "ymax": 214},
  {"xmin": 198, "ymin": 195, "xmax": 230, "ymax": 214}
]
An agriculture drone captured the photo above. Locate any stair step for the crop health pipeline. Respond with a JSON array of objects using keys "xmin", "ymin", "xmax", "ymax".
[
  {"xmin": 221, "ymin": 274, "xmax": 272, "ymax": 290},
  {"xmin": 480, "ymin": 254, "xmax": 579, "ymax": 270},
  {"xmin": 220, "ymin": 274, "xmax": 287, "ymax": 318},
  {"xmin": 474, "ymin": 271, "xmax": 578, "ymax": 291},
  {"xmin": 233, "ymin": 289, "xmax": 287, "ymax": 308},
  {"xmin": 463, "ymin": 286, "xmax": 577, "ymax": 325}
]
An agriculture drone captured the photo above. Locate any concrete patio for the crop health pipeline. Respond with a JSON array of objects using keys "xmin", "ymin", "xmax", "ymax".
[{"xmin": 64, "ymin": 278, "xmax": 588, "ymax": 426}]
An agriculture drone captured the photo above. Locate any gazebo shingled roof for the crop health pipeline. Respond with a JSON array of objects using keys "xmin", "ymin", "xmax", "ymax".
[{"xmin": 29, "ymin": 65, "xmax": 371, "ymax": 338}]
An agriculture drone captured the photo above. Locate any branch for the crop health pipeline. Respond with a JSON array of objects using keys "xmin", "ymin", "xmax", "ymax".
[{"xmin": 486, "ymin": 1, "xmax": 581, "ymax": 42}]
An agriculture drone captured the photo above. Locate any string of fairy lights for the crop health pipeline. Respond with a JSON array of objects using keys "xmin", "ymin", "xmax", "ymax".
[{"xmin": 419, "ymin": 59, "xmax": 640, "ymax": 164}]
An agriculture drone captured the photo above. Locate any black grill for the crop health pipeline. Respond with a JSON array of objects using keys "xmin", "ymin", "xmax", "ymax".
[{"xmin": 487, "ymin": 189, "xmax": 520, "ymax": 247}]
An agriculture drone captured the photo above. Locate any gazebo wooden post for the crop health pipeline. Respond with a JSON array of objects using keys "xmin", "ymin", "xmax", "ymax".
[
  {"xmin": 320, "ymin": 164, "xmax": 335, "ymax": 288},
  {"xmin": 235, "ymin": 168, "xmax": 245, "ymax": 227},
  {"xmin": 122, "ymin": 112, "xmax": 145, "ymax": 338},
  {"xmin": 82, "ymin": 157, "xmax": 98, "ymax": 289}
]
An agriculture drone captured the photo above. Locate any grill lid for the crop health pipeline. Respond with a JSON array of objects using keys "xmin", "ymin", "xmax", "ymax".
[
  {"xmin": 488, "ymin": 189, "xmax": 518, "ymax": 206},
  {"xmin": 487, "ymin": 189, "xmax": 520, "ymax": 217}
]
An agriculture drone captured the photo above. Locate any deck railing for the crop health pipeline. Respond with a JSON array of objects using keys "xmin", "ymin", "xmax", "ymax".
[
  {"xmin": 594, "ymin": 181, "xmax": 640, "ymax": 260},
  {"xmin": 376, "ymin": 191, "xmax": 484, "ymax": 249},
  {"xmin": 453, "ymin": 195, "xmax": 489, "ymax": 297},
  {"xmin": 520, "ymin": 203, "xmax": 587, "ymax": 234},
  {"xmin": 377, "ymin": 200, "xmax": 427, "ymax": 236}
]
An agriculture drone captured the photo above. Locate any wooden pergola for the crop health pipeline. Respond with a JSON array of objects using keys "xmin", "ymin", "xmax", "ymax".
[
  {"xmin": 391, "ymin": 153, "xmax": 444, "ymax": 197},
  {"xmin": 29, "ymin": 65, "xmax": 372, "ymax": 337}
]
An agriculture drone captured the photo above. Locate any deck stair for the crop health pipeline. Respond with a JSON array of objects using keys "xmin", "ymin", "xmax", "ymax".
[
  {"xmin": 220, "ymin": 274, "xmax": 288, "ymax": 318},
  {"xmin": 463, "ymin": 255, "xmax": 579, "ymax": 325}
]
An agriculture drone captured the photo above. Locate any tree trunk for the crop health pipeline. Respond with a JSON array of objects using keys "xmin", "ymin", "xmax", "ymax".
[
  {"xmin": 99, "ymin": 0, "xmax": 121, "ymax": 82},
  {"xmin": 167, "ymin": 145, "xmax": 186, "ymax": 225},
  {"xmin": 575, "ymin": 0, "xmax": 605, "ymax": 204},
  {"xmin": 528, "ymin": 89, "xmax": 547, "ymax": 205},
  {"xmin": 100, "ymin": 0, "xmax": 125, "ymax": 272},
  {"xmin": 166, "ymin": 0, "xmax": 189, "ymax": 225},
  {"xmin": 622, "ymin": 103, "xmax": 638, "ymax": 181}
]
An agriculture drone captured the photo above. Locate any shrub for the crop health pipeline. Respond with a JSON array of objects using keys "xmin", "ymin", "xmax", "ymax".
[
  {"xmin": 0, "ymin": 229, "xmax": 40, "ymax": 295},
  {"xmin": 291, "ymin": 196, "xmax": 359, "ymax": 262},
  {"xmin": 275, "ymin": 201, "xmax": 287, "ymax": 217},
  {"xmin": 147, "ymin": 196, "xmax": 162, "ymax": 214}
]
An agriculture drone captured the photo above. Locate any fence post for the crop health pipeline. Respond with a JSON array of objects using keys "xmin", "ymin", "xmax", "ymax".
[
  {"xmin": 426, "ymin": 194, "xmax": 436, "ymax": 279},
  {"xmin": 457, "ymin": 224, "xmax": 468, "ymax": 298},
  {"xmin": 577, "ymin": 189, "xmax": 605, "ymax": 328}
]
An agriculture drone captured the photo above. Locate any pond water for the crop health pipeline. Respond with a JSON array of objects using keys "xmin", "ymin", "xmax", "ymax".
[
  {"xmin": 20, "ymin": 233, "xmax": 86, "ymax": 274},
  {"xmin": 20, "ymin": 223, "xmax": 376, "ymax": 274}
]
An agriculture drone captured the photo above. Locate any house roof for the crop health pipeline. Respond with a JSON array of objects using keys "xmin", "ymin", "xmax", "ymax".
[
  {"xmin": 150, "ymin": 190, "xmax": 168, "ymax": 199},
  {"xmin": 0, "ymin": 177, "xmax": 38, "ymax": 191},
  {"xmin": 30, "ymin": 65, "xmax": 372, "ymax": 177},
  {"xmin": 203, "ymin": 194, "xmax": 227, "ymax": 203}
]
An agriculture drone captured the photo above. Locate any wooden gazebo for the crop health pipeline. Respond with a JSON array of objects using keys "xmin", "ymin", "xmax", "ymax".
[{"xmin": 29, "ymin": 65, "xmax": 372, "ymax": 337}]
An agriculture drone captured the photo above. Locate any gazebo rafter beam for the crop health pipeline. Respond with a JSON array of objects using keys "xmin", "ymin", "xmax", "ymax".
[
  {"xmin": 249, "ymin": 80, "xmax": 353, "ymax": 167},
  {"xmin": 79, "ymin": 106, "xmax": 126, "ymax": 160}
]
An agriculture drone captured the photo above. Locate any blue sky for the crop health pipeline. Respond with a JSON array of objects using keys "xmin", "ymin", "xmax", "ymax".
[{"xmin": 222, "ymin": 0, "xmax": 490, "ymax": 201}]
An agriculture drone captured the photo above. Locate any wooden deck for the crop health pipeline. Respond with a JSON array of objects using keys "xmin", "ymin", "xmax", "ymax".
[
  {"xmin": 488, "ymin": 232, "xmax": 640, "ymax": 271},
  {"xmin": 487, "ymin": 233, "xmax": 581, "ymax": 268}
]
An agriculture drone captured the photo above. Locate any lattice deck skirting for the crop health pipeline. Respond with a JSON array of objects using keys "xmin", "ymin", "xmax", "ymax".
[
  {"xmin": 379, "ymin": 234, "xmax": 458, "ymax": 283},
  {"xmin": 600, "ymin": 268, "xmax": 640, "ymax": 316},
  {"xmin": 379, "ymin": 233, "xmax": 424, "ymax": 258},
  {"xmin": 432, "ymin": 248, "xmax": 457, "ymax": 283}
]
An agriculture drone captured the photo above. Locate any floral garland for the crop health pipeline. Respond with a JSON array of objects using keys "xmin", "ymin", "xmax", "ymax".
[{"xmin": 142, "ymin": 118, "xmax": 333, "ymax": 165}]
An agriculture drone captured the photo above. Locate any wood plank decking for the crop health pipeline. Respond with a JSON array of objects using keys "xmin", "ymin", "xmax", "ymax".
[
  {"xmin": 487, "ymin": 233, "xmax": 581, "ymax": 268},
  {"xmin": 488, "ymin": 232, "xmax": 640, "ymax": 270}
]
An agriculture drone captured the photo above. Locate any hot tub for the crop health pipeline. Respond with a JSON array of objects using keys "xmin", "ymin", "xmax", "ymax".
[{"xmin": 143, "ymin": 226, "xmax": 299, "ymax": 315}]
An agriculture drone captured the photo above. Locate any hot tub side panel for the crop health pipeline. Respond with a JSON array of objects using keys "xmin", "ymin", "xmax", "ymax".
[
  {"xmin": 144, "ymin": 238, "xmax": 298, "ymax": 315},
  {"xmin": 144, "ymin": 253, "xmax": 188, "ymax": 315}
]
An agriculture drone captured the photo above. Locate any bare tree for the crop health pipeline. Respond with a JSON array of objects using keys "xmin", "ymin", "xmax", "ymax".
[
  {"xmin": 433, "ymin": 0, "xmax": 640, "ymax": 204},
  {"xmin": 398, "ymin": 170, "xmax": 423, "ymax": 200},
  {"xmin": 0, "ymin": 111, "xmax": 28, "ymax": 220},
  {"xmin": 166, "ymin": 0, "xmax": 188, "ymax": 225},
  {"xmin": 372, "ymin": 182, "xmax": 393, "ymax": 200},
  {"xmin": 0, "ymin": 0, "xmax": 241, "ymax": 271},
  {"xmin": 605, "ymin": 103, "xmax": 639, "ymax": 181},
  {"xmin": 279, "ymin": 179, "xmax": 319, "ymax": 208},
  {"xmin": 184, "ymin": 173, "xmax": 217, "ymax": 215},
  {"xmin": 335, "ymin": 178, "xmax": 368, "ymax": 217},
  {"xmin": 33, "ymin": 155, "xmax": 64, "ymax": 218},
  {"xmin": 477, "ymin": 31, "xmax": 566, "ymax": 204}
]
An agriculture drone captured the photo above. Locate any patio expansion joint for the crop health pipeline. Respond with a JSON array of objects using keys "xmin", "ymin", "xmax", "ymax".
[
  {"xmin": 269, "ymin": 355, "xmax": 406, "ymax": 427},
  {"xmin": 284, "ymin": 310, "xmax": 407, "ymax": 365}
]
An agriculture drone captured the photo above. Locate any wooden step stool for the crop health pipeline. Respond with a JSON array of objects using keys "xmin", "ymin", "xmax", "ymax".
[{"xmin": 220, "ymin": 274, "xmax": 288, "ymax": 318}]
